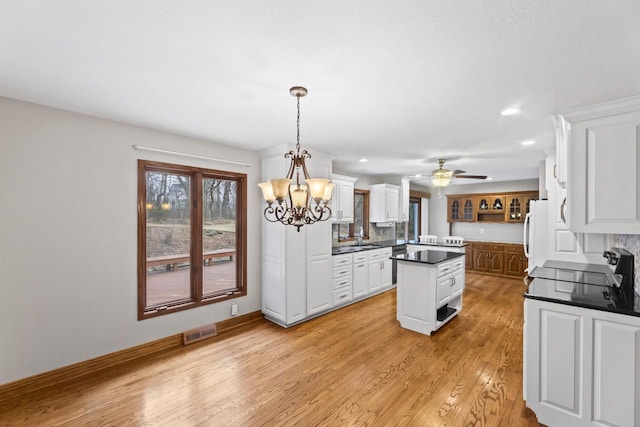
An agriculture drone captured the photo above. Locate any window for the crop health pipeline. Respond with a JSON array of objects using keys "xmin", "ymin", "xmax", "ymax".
[
  {"xmin": 138, "ymin": 160, "xmax": 247, "ymax": 320},
  {"xmin": 338, "ymin": 189, "xmax": 369, "ymax": 241},
  {"xmin": 408, "ymin": 196, "xmax": 421, "ymax": 242},
  {"xmin": 396, "ymin": 196, "xmax": 422, "ymax": 242}
]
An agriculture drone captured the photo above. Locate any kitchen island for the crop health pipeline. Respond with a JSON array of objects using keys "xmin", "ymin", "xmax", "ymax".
[{"xmin": 392, "ymin": 250, "xmax": 465, "ymax": 335}]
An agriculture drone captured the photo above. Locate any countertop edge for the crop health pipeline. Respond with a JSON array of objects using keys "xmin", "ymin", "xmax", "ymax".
[{"xmin": 523, "ymin": 292, "xmax": 640, "ymax": 318}]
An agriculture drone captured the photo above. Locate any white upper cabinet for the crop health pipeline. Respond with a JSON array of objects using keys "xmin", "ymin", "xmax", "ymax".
[
  {"xmin": 399, "ymin": 179, "xmax": 410, "ymax": 222},
  {"xmin": 330, "ymin": 174, "xmax": 357, "ymax": 223},
  {"xmin": 370, "ymin": 183, "xmax": 400, "ymax": 223},
  {"xmin": 562, "ymin": 95, "xmax": 640, "ymax": 233}
]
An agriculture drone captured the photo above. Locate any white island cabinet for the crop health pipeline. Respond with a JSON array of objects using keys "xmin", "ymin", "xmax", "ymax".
[
  {"xmin": 524, "ymin": 298, "xmax": 640, "ymax": 427},
  {"xmin": 395, "ymin": 251, "xmax": 465, "ymax": 336}
]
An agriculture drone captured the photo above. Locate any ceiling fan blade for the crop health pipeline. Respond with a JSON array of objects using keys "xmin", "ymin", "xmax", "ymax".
[
  {"xmin": 451, "ymin": 169, "xmax": 466, "ymax": 175},
  {"xmin": 453, "ymin": 174, "xmax": 488, "ymax": 179}
]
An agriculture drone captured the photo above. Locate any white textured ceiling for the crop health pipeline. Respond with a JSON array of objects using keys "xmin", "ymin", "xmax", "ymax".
[{"xmin": 2, "ymin": 1, "xmax": 640, "ymax": 186}]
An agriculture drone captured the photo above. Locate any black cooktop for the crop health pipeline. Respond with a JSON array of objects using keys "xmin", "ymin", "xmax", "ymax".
[
  {"xmin": 525, "ymin": 250, "xmax": 639, "ymax": 317},
  {"xmin": 528, "ymin": 266, "xmax": 612, "ymax": 287}
]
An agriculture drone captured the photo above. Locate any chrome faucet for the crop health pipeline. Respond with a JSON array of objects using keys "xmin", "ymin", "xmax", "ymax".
[{"xmin": 356, "ymin": 227, "xmax": 364, "ymax": 245}]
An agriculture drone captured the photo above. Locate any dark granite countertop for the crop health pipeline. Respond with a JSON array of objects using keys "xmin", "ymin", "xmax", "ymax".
[
  {"xmin": 391, "ymin": 249, "xmax": 465, "ymax": 265},
  {"xmin": 332, "ymin": 240, "xmax": 405, "ymax": 255},
  {"xmin": 524, "ymin": 277, "xmax": 640, "ymax": 317},
  {"xmin": 524, "ymin": 259, "xmax": 640, "ymax": 317}
]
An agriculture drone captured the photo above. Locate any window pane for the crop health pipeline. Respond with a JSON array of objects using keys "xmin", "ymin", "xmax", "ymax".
[
  {"xmin": 145, "ymin": 172, "xmax": 191, "ymax": 307},
  {"xmin": 338, "ymin": 224, "xmax": 350, "ymax": 239},
  {"xmin": 202, "ymin": 177, "xmax": 237, "ymax": 297},
  {"xmin": 354, "ymin": 193, "xmax": 364, "ymax": 235}
]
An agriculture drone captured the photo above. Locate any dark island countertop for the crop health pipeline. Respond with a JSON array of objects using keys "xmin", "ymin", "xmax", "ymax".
[
  {"xmin": 391, "ymin": 249, "xmax": 465, "ymax": 265},
  {"xmin": 409, "ymin": 241, "xmax": 468, "ymax": 248}
]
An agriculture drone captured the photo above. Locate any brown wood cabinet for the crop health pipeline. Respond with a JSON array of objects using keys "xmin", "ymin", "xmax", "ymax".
[
  {"xmin": 447, "ymin": 196, "xmax": 475, "ymax": 222},
  {"xmin": 447, "ymin": 191, "xmax": 538, "ymax": 223},
  {"xmin": 473, "ymin": 243, "xmax": 505, "ymax": 273},
  {"xmin": 464, "ymin": 244, "xmax": 473, "ymax": 269},
  {"xmin": 467, "ymin": 242, "xmax": 526, "ymax": 278},
  {"xmin": 504, "ymin": 244, "xmax": 527, "ymax": 277}
]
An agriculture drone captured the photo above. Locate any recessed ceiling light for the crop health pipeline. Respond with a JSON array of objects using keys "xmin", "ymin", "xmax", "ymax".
[
  {"xmin": 359, "ymin": 158, "xmax": 368, "ymax": 163},
  {"xmin": 486, "ymin": 177, "xmax": 494, "ymax": 181},
  {"xmin": 500, "ymin": 107, "xmax": 522, "ymax": 116},
  {"xmin": 522, "ymin": 140, "xmax": 536, "ymax": 146},
  {"xmin": 414, "ymin": 174, "xmax": 422, "ymax": 178}
]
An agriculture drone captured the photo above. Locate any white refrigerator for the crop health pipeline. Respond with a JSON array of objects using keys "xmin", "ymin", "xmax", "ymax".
[{"xmin": 523, "ymin": 200, "xmax": 548, "ymax": 272}]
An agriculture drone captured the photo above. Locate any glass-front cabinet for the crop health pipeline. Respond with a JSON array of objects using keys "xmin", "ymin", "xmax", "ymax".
[
  {"xmin": 448, "ymin": 191, "xmax": 538, "ymax": 223},
  {"xmin": 507, "ymin": 194, "xmax": 537, "ymax": 223},
  {"xmin": 448, "ymin": 197, "xmax": 475, "ymax": 222}
]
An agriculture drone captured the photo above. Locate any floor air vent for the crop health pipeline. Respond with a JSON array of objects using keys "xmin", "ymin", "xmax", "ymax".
[{"xmin": 182, "ymin": 323, "xmax": 218, "ymax": 345}]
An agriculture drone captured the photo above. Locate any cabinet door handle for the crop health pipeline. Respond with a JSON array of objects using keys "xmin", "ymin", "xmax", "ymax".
[
  {"xmin": 339, "ymin": 270, "xmax": 348, "ymax": 275},
  {"xmin": 338, "ymin": 280, "xmax": 349, "ymax": 286},
  {"xmin": 338, "ymin": 293, "xmax": 348, "ymax": 299},
  {"xmin": 560, "ymin": 197, "xmax": 567, "ymax": 224}
]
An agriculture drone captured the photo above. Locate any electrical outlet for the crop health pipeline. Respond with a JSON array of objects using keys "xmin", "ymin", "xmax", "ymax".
[
  {"xmin": 231, "ymin": 302, "xmax": 238, "ymax": 316},
  {"xmin": 480, "ymin": 228, "xmax": 485, "ymax": 234}
]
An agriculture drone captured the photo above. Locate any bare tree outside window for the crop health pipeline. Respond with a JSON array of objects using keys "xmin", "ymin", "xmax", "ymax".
[{"xmin": 138, "ymin": 160, "xmax": 247, "ymax": 319}]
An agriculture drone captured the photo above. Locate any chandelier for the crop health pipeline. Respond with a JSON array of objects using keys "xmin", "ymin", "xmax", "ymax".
[{"xmin": 258, "ymin": 86, "xmax": 334, "ymax": 231}]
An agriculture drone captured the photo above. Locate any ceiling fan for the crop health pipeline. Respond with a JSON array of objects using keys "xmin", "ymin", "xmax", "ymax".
[
  {"xmin": 425, "ymin": 159, "xmax": 488, "ymax": 194},
  {"xmin": 431, "ymin": 158, "xmax": 488, "ymax": 182}
]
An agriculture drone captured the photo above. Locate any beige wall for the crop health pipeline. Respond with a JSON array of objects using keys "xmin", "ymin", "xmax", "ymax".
[{"xmin": 0, "ymin": 97, "xmax": 263, "ymax": 384}]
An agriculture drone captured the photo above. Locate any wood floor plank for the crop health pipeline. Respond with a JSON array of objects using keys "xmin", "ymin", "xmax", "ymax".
[{"xmin": 0, "ymin": 273, "xmax": 542, "ymax": 426}]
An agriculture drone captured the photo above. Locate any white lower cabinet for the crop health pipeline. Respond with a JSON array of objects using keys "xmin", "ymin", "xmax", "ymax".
[
  {"xmin": 333, "ymin": 253, "xmax": 353, "ymax": 307},
  {"xmin": 352, "ymin": 252, "xmax": 369, "ymax": 299},
  {"xmin": 369, "ymin": 247, "xmax": 393, "ymax": 292},
  {"xmin": 524, "ymin": 299, "xmax": 640, "ymax": 427}
]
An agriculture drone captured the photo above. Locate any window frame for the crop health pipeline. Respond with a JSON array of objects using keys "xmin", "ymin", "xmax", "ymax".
[
  {"xmin": 137, "ymin": 160, "xmax": 247, "ymax": 320},
  {"xmin": 338, "ymin": 189, "xmax": 370, "ymax": 242},
  {"xmin": 408, "ymin": 195, "xmax": 422, "ymax": 242}
]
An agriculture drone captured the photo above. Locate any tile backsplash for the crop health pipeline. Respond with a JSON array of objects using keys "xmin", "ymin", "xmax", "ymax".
[
  {"xmin": 613, "ymin": 234, "xmax": 640, "ymax": 295},
  {"xmin": 332, "ymin": 223, "xmax": 397, "ymax": 246}
]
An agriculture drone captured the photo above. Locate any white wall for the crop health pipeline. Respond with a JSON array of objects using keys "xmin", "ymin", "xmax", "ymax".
[
  {"xmin": 429, "ymin": 179, "xmax": 539, "ymax": 242},
  {"xmin": 0, "ymin": 97, "xmax": 262, "ymax": 384}
]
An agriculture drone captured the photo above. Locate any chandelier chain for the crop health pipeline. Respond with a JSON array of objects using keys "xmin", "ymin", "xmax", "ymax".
[{"xmin": 296, "ymin": 95, "xmax": 301, "ymax": 152}]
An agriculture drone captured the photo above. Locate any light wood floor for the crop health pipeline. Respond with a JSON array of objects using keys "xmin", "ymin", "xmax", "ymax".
[{"xmin": 0, "ymin": 273, "xmax": 542, "ymax": 426}]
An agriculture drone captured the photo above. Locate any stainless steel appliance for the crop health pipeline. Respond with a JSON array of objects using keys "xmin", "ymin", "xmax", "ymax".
[{"xmin": 391, "ymin": 244, "xmax": 406, "ymax": 285}]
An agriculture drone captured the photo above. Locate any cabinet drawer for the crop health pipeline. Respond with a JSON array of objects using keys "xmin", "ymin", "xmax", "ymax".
[
  {"xmin": 437, "ymin": 261, "xmax": 453, "ymax": 277},
  {"xmin": 334, "ymin": 276, "xmax": 352, "ymax": 290},
  {"xmin": 368, "ymin": 248, "xmax": 392, "ymax": 260},
  {"xmin": 353, "ymin": 252, "xmax": 369, "ymax": 263},
  {"xmin": 333, "ymin": 286, "xmax": 353, "ymax": 306},
  {"xmin": 504, "ymin": 244, "xmax": 524, "ymax": 253},
  {"xmin": 474, "ymin": 243, "xmax": 505, "ymax": 251},
  {"xmin": 334, "ymin": 264, "xmax": 352, "ymax": 279},
  {"xmin": 451, "ymin": 257, "xmax": 464, "ymax": 272},
  {"xmin": 333, "ymin": 253, "xmax": 353, "ymax": 267}
]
